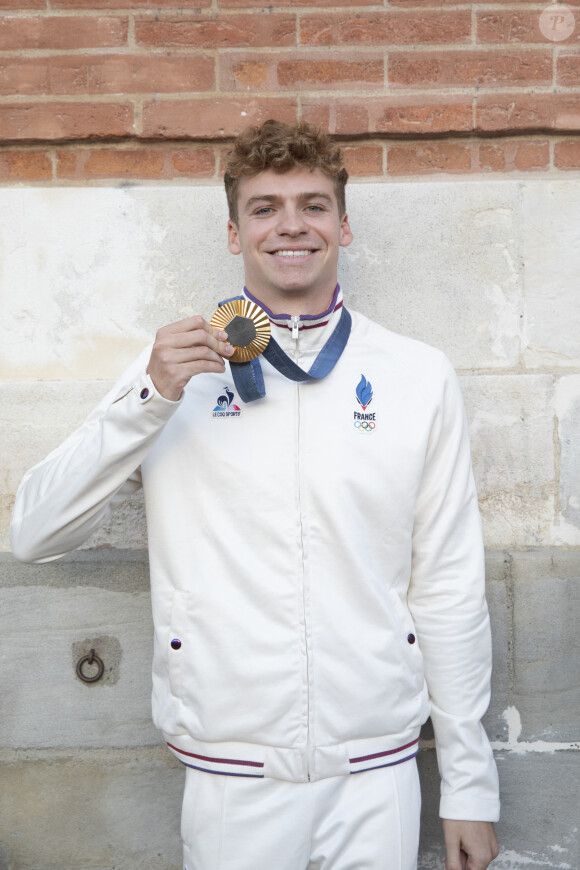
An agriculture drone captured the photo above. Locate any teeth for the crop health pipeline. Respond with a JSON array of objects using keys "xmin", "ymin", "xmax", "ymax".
[{"xmin": 274, "ymin": 250, "xmax": 312, "ymax": 258}]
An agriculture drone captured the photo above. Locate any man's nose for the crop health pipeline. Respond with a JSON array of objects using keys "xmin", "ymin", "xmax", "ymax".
[{"xmin": 276, "ymin": 206, "xmax": 307, "ymax": 235}]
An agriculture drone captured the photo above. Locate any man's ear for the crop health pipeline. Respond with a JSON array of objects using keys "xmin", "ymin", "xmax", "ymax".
[
  {"xmin": 227, "ymin": 219, "xmax": 242, "ymax": 255},
  {"xmin": 339, "ymin": 213, "xmax": 353, "ymax": 248}
]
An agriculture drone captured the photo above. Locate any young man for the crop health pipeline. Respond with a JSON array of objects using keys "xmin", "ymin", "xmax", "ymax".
[{"xmin": 11, "ymin": 120, "xmax": 500, "ymax": 870}]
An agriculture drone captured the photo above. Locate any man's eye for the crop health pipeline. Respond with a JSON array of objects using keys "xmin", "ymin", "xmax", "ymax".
[
  {"xmin": 306, "ymin": 204, "xmax": 324, "ymax": 212},
  {"xmin": 255, "ymin": 207, "xmax": 273, "ymax": 215}
]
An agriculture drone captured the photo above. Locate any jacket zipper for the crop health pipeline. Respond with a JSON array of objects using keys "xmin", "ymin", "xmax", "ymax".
[
  {"xmin": 291, "ymin": 314, "xmax": 300, "ymax": 340},
  {"xmin": 293, "ymin": 318, "xmax": 311, "ymax": 781}
]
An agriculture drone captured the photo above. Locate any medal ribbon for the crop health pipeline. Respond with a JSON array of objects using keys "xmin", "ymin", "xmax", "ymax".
[{"xmin": 218, "ymin": 295, "xmax": 352, "ymax": 403}]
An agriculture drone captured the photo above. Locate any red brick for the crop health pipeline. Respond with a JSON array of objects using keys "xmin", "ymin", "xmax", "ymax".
[
  {"xmin": 389, "ymin": 0, "xmax": 557, "ymax": 5},
  {"xmin": 355, "ymin": 96, "xmax": 472, "ymax": 135},
  {"xmin": 389, "ymin": 50, "xmax": 552, "ymax": 88},
  {"xmin": 217, "ymin": 144, "xmax": 233, "ymax": 178},
  {"xmin": 227, "ymin": 60, "xmax": 270, "ymax": 88},
  {"xmin": 477, "ymin": 10, "xmax": 580, "ymax": 44},
  {"xmin": 277, "ymin": 58, "xmax": 383, "ymax": 89},
  {"xmin": 136, "ymin": 14, "xmax": 296, "ymax": 49},
  {"xmin": 220, "ymin": 53, "xmax": 384, "ymax": 92},
  {"xmin": 472, "ymin": 139, "xmax": 550, "ymax": 173},
  {"xmin": 0, "ymin": 15, "xmax": 128, "ymax": 50},
  {"xmin": 56, "ymin": 145, "xmax": 217, "ymax": 179},
  {"xmin": 0, "ymin": 149, "xmax": 52, "ymax": 180},
  {"xmin": 554, "ymin": 139, "xmax": 580, "ymax": 169},
  {"xmin": 0, "ymin": 55, "xmax": 214, "ymax": 97},
  {"xmin": 557, "ymin": 53, "xmax": 580, "ymax": 85},
  {"xmin": 0, "ymin": 0, "xmax": 45, "ymax": 7},
  {"xmin": 476, "ymin": 94, "xmax": 580, "ymax": 133},
  {"xmin": 219, "ymin": 0, "xmax": 375, "ymax": 6},
  {"xmin": 300, "ymin": 10, "xmax": 470, "ymax": 47},
  {"xmin": 299, "ymin": 103, "xmax": 331, "ymax": 130},
  {"xmin": 56, "ymin": 151, "xmax": 77, "ymax": 176},
  {"xmin": 514, "ymin": 140, "xmax": 549, "ymax": 170},
  {"xmin": 387, "ymin": 142, "xmax": 472, "ymax": 175},
  {"xmin": 169, "ymin": 148, "xmax": 215, "ymax": 177},
  {"xmin": 142, "ymin": 98, "xmax": 297, "ymax": 138},
  {"xmin": 0, "ymin": 102, "xmax": 134, "ymax": 142},
  {"xmin": 85, "ymin": 149, "xmax": 165, "ymax": 178},
  {"xmin": 299, "ymin": 96, "xmax": 474, "ymax": 137},
  {"xmin": 477, "ymin": 143, "xmax": 507, "ymax": 172},
  {"xmin": 343, "ymin": 145, "xmax": 383, "ymax": 176},
  {"xmin": 51, "ymin": 0, "xmax": 211, "ymax": 7}
]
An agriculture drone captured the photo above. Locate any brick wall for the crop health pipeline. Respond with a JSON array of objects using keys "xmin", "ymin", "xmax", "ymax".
[{"xmin": 1, "ymin": 0, "xmax": 579, "ymax": 183}]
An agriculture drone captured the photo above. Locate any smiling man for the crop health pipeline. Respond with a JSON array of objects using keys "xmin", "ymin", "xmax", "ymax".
[{"xmin": 11, "ymin": 120, "xmax": 499, "ymax": 870}]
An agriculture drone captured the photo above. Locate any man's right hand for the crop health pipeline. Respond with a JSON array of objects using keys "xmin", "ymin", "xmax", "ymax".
[{"xmin": 147, "ymin": 315, "xmax": 235, "ymax": 401}]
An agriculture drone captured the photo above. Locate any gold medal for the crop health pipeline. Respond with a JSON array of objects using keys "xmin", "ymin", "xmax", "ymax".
[{"xmin": 210, "ymin": 299, "xmax": 271, "ymax": 363}]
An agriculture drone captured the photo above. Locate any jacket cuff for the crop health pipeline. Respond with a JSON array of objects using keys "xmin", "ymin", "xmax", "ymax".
[
  {"xmin": 112, "ymin": 372, "xmax": 183, "ymax": 418},
  {"xmin": 440, "ymin": 794, "xmax": 500, "ymax": 823}
]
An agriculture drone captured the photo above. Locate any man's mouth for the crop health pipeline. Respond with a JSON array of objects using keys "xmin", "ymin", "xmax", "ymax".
[{"xmin": 271, "ymin": 249, "xmax": 315, "ymax": 258}]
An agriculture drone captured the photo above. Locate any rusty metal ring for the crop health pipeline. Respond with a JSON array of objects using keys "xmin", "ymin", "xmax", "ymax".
[{"xmin": 76, "ymin": 649, "xmax": 104, "ymax": 683}]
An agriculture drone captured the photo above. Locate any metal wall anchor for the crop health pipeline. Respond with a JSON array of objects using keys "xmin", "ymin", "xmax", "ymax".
[{"xmin": 76, "ymin": 648, "xmax": 104, "ymax": 683}]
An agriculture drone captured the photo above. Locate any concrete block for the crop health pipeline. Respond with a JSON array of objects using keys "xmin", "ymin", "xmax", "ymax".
[
  {"xmin": 0, "ymin": 188, "xmax": 238, "ymax": 382},
  {"xmin": 0, "ymin": 381, "xmax": 147, "ymax": 553},
  {"xmin": 512, "ymin": 563, "xmax": 580, "ymax": 742},
  {"xmin": 461, "ymin": 375, "xmax": 555, "ymax": 549},
  {"xmin": 0, "ymin": 749, "xmax": 183, "ymax": 869},
  {"xmin": 483, "ymin": 560, "xmax": 510, "ymax": 742},
  {"xmin": 522, "ymin": 181, "xmax": 580, "ymax": 369},
  {"xmin": 0, "ymin": 580, "xmax": 160, "ymax": 748},
  {"xmin": 342, "ymin": 182, "xmax": 523, "ymax": 370},
  {"xmin": 418, "ymin": 749, "xmax": 580, "ymax": 869},
  {"xmin": 554, "ymin": 375, "xmax": 580, "ymax": 546}
]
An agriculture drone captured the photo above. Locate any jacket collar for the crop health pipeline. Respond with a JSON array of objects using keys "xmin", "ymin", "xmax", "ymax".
[{"xmin": 242, "ymin": 285, "xmax": 344, "ymax": 359}]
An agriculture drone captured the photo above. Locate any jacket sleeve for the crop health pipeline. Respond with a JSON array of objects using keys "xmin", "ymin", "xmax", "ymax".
[
  {"xmin": 10, "ymin": 348, "xmax": 182, "ymax": 564},
  {"xmin": 407, "ymin": 353, "xmax": 500, "ymax": 822}
]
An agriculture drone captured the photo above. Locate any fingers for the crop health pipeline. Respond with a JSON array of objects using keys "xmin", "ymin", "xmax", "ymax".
[
  {"xmin": 147, "ymin": 314, "xmax": 236, "ymax": 402},
  {"xmin": 443, "ymin": 821, "xmax": 499, "ymax": 870}
]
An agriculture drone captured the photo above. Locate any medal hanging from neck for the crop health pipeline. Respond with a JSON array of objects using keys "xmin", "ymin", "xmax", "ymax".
[{"xmin": 210, "ymin": 296, "xmax": 352, "ymax": 403}]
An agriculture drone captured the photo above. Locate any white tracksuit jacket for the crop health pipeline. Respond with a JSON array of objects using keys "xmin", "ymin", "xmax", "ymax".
[{"xmin": 10, "ymin": 287, "xmax": 500, "ymax": 822}]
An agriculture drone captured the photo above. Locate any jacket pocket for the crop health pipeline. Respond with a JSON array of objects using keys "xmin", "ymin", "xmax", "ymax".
[
  {"xmin": 387, "ymin": 589, "xmax": 425, "ymax": 695},
  {"xmin": 167, "ymin": 589, "xmax": 190, "ymax": 701}
]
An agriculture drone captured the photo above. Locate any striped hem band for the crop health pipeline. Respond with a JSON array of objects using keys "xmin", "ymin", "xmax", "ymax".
[
  {"xmin": 167, "ymin": 742, "xmax": 265, "ymax": 778},
  {"xmin": 349, "ymin": 738, "xmax": 419, "ymax": 775}
]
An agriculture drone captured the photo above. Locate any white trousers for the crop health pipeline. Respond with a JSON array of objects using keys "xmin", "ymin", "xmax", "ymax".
[{"xmin": 181, "ymin": 760, "xmax": 421, "ymax": 870}]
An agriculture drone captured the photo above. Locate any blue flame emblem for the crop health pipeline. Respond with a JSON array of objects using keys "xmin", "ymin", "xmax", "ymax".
[{"xmin": 356, "ymin": 375, "xmax": 373, "ymax": 410}]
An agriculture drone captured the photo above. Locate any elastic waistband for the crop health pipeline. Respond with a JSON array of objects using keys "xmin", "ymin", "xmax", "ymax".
[{"xmin": 165, "ymin": 730, "xmax": 420, "ymax": 782}]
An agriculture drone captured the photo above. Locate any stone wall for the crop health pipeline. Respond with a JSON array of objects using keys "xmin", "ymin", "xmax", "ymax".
[{"xmin": 1, "ymin": 179, "xmax": 579, "ymax": 869}]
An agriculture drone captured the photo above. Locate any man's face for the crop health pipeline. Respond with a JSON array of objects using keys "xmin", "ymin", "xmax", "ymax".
[{"xmin": 227, "ymin": 167, "xmax": 353, "ymax": 313}]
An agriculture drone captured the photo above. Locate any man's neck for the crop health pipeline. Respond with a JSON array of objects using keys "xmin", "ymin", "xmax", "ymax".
[{"xmin": 243, "ymin": 286, "xmax": 338, "ymax": 318}]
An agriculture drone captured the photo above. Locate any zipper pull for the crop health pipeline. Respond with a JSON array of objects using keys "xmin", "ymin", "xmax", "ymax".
[{"xmin": 291, "ymin": 315, "xmax": 300, "ymax": 340}]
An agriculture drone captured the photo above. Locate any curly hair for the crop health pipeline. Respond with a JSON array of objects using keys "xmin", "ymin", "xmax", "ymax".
[{"xmin": 224, "ymin": 119, "xmax": 348, "ymax": 224}]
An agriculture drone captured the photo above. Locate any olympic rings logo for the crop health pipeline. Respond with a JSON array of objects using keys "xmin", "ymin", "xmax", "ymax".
[{"xmin": 354, "ymin": 420, "xmax": 376, "ymax": 431}]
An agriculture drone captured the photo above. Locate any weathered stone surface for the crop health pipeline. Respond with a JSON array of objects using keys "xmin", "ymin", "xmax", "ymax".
[
  {"xmin": 513, "ymin": 571, "xmax": 580, "ymax": 742},
  {"xmin": 343, "ymin": 182, "xmax": 523, "ymax": 370},
  {"xmin": 554, "ymin": 375, "xmax": 580, "ymax": 546},
  {"xmin": 0, "ymin": 381, "xmax": 147, "ymax": 553},
  {"xmin": 418, "ymin": 749, "xmax": 580, "ymax": 869},
  {"xmin": 522, "ymin": 181, "xmax": 580, "ymax": 369},
  {"xmin": 461, "ymin": 375, "xmax": 554, "ymax": 549},
  {"xmin": 0, "ymin": 749, "xmax": 183, "ymax": 869},
  {"xmin": 0, "ymin": 183, "xmax": 525, "ymax": 382},
  {"xmin": 483, "ymin": 561, "xmax": 510, "ymax": 742},
  {"xmin": 0, "ymin": 549, "xmax": 149, "ymax": 591},
  {"xmin": 0, "ymin": 584, "xmax": 159, "ymax": 748}
]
